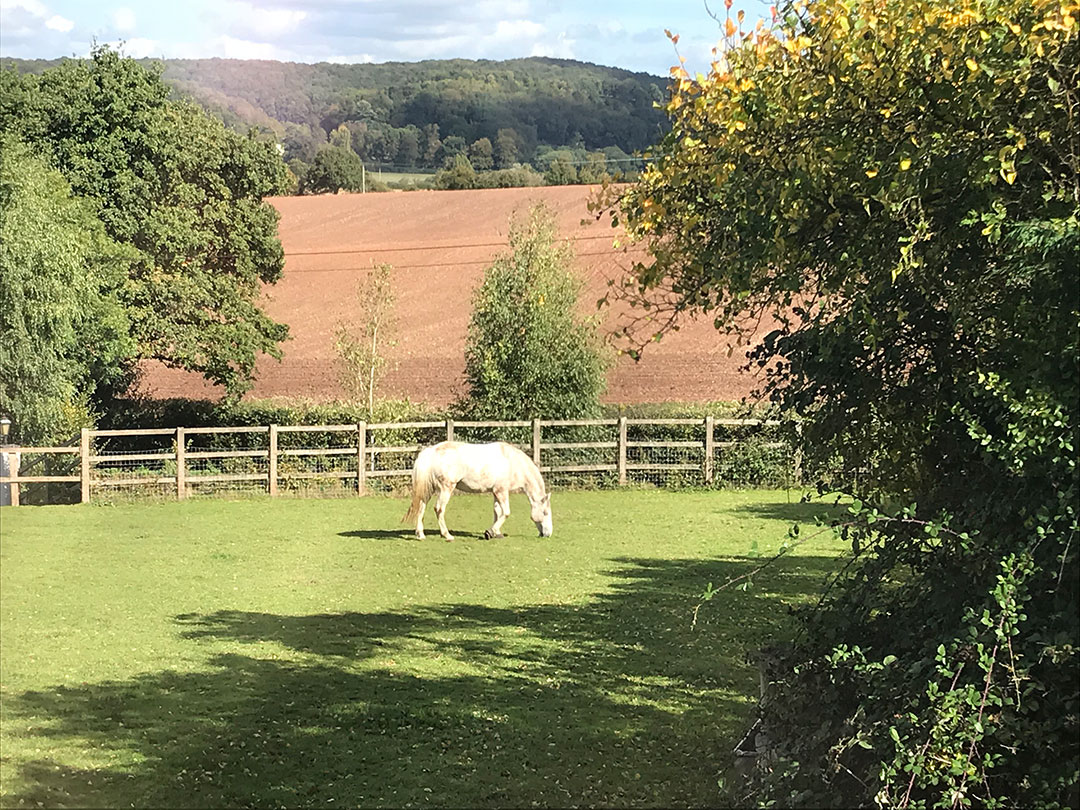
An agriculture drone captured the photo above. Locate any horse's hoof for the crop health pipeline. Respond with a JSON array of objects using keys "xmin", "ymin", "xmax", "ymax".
[{"xmin": 443, "ymin": 535, "xmax": 454, "ymax": 542}]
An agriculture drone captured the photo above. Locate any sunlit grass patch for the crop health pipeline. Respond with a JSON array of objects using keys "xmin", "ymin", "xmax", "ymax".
[{"xmin": 1, "ymin": 490, "xmax": 845, "ymax": 808}]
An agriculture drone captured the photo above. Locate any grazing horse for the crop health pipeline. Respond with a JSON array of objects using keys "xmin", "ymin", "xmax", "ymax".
[{"xmin": 403, "ymin": 441, "xmax": 553, "ymax": 541}]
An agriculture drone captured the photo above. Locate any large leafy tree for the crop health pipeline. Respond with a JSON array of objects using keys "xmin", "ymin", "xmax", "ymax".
[
  {"xmin": 0, "ymin": 47, "xmax": 290, "ymax": 397},
  {"xmin": 0, "ymin": 137, "xmax": 136, "ymax": 443},
  {"xmin": 606, "ymin": 0, "xmax": 1078, "ymax": 805},
  {"xmin": 302, "ymin": 144, "xmax": 367, "ymax": 194},
  {"xmin": 461, "ymin": 204, "xmax": 609, "ymax": 419}
]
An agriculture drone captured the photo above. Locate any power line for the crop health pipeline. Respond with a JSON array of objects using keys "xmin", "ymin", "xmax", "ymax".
[
  {"xmin": 283, "ymin": 233, "xmax": 627, "ymax": 257},
  {"xmin": 283, "ymin": 248, "xmax": 648, "ymax": 273}
]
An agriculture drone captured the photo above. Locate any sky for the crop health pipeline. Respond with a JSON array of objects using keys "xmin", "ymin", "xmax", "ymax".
[{"xmin": 0, "ymin": 0, "xmax": 772, "ymax": 77}]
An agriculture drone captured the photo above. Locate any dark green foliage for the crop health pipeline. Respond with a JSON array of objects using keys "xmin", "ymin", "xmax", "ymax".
[
  {"xmin": 303, "ymin": 145, "xmax": 367, "ymax": 193},
  {"xmin": 543, "ymin": 154, "xmax": 579, "ymax": 185},
  {"xmin": 467, "ymin": 137, "xmax": 494, "ymax": 170},
  {"xmin": 0, "ymin": 47, "xmax": 291, "ymax": 398},
  {"xmin": 432, "ymin": 154, "xmax": 477, "ymax": 190},
  {"xmin": 615, "ymin": 0, "xmax": 1079, "ymax": 806},
  {"xmin": 460, "ymin": 205, "xmax": 610, "ymax": 419},
  {"xmin": 473, "ymin": 165, "xmax": 546, "ymax": 189}
]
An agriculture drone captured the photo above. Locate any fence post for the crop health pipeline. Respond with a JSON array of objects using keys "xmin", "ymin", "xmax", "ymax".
[
  {"xmin": 268, "ymin": 425, "xmax": 278, "ymax": 497},
  {"xmin": 704, "ymin": 416, "xmax": 715, "ymax": 485},
  {"xmin": 446, "ymin": 418, "xmax": 454, "ymax": 442},
  {"xmin": 80, "ymin": 428, "xmax": 91, "ymax": 504},
  {"xmin": 618, "ymin": 416, "xmax": 627, "ymax": 486},
  {"xmin": 793, "ymin": 421, "xmax": 803, "ymax": 487},
  {"xmin": 9, "ymin": 447, "xmax": 19, "ymax": 507},
  {"xmin": 357, "ymin": 421, "xmax": 367, "ymax": 496},
  {"xmin": 176, "ymin": 427, "xmax": 187, "ymax": 500},
  {"xmin": 532, "ymin": 419, "xmax": 541, "ymax": 467}
]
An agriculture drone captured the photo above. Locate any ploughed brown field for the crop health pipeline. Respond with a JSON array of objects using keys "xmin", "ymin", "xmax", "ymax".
[{"xmin": 138, "ymin": 185, "xmax": 769, "ymax": 406}]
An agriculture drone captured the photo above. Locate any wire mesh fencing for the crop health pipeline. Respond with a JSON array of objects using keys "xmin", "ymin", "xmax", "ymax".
[
  {"xmin": 89, "ymin": 429, "xmax": 178, "ymax": 503},
  {"xmin": 0, "ymin": 417, "xmax": 803, "ymax": 505}
]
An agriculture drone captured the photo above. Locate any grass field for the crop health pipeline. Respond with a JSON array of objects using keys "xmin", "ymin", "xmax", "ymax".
[
  {"xmin": 0, "ymin": 490, "xmax": 845, "ymax": 808},
  {"xmin": 374, "ymin": 170, "xmax": 435, "ymax": 187}
]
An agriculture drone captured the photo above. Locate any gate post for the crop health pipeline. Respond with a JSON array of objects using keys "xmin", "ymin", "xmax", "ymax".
[
  {"xmin": 617, "ymin": 416, "xmax": 627, "ymax": 486},
  {"xmin": 704, "ymin": 416, "xmax": 715, "ymax": 485},
  {"xmin": 793, "ymin": 421, "xmax": 804, "ymax": 487},
  {"xmin": 357, "ymin": 422, "xmax": 367, "ymax": 496},
  {"xmin": 176, "ymin": 427, "xmax": 187, "ymax": 500},
  {"xmin": 267, "ymin": 425, "xmax": 278, "ymax": 496},
  {"xmin": 80, "ymin": 428, "xmax": 91, "ymax": 504}
]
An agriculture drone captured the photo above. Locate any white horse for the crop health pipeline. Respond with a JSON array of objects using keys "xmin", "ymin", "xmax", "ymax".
[{"xmin": 403, "ymin": 441, "xmax": 552, "ymax": 541}]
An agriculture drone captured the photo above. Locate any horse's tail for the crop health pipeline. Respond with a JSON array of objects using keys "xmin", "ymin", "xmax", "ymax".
[{"xmin": 402, "ymin": 448, "xmax": 436, "ymax": 524}]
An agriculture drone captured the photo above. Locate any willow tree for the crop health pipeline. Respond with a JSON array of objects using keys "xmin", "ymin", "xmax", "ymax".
[
  {"xmin": 0, "ymin": 137, "xmax": 135, "ymax": 443},
  {"xmin": 605, "ymin": 0, "xmax": 1078, "ymax": 805}
]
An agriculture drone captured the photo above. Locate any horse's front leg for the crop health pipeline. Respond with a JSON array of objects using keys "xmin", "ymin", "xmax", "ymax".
[
  {"xmin": 485, "ymin": 490, "xmax": 510, "ymax": 539},
  {"xmin": 434, "ymin": 486, "xmax": 455, "ymax": 541}
]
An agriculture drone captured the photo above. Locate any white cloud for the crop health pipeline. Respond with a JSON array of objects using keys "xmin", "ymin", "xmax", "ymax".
[
  {"xmin": 221, "ymin": 1, "xmax": 307, "ymax": 41},
  {"xmin": 119, "ymin": 37, "xmax": 159, "ymax": 58},
  {"xmin": 530, "ymin": 33, "xmax": 574, "ymax": 60},
  {"xmin": 324, "ymin": 52, "xmax": 376, "ymax": 64},
  {"xmin": 492, "ymin": 19, "xmax": 545, "ymax": 40},
  {"xmin": 0, "ymin": 0, "xmax": 47, "ymax": 14},
  {"xmin": 113, "ymin": 7, "xmax": 136, "ymax": 33},
  {"xmin": 217, "ymin": 34, "xmax": 288, "ymax": 59},
  {"xmin": 44, "ymin": 12, "xmax": 71, "ymax": 31}
]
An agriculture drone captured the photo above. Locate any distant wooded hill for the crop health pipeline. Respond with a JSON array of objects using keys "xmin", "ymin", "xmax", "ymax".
[{"xmin": 1, "ymin": 56, "xmax": 670, "ymax": 183}]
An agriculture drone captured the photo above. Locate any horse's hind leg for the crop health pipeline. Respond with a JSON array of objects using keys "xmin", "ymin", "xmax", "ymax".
[
  {"xmin": 485, "ymin": 490, "xmax": 510, "ymax": 539},
  {"xmin": 415, "ymin": 499, "xmax": 427, "ymax": 540},
  {"xmin": 434, "ymin": 486, "xmax": 455, "ymax": 541}
]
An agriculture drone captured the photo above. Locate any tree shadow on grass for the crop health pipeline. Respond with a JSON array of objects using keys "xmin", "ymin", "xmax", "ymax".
[
  {"xmin": 3, "ymin": 555, "xmax": 839, "ymax": 809},
  {"xmin": 733, "ymin": 498, "xmax": 848, "ymax": 524},
  {"xmin": 337, "ymin": 529, "xmax": 491, "ymax": 541}
]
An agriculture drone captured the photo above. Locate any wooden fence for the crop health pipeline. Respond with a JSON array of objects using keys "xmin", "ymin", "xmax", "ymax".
[{"xmin": 0, "ymin": 417, "xmax": 798, "ymax": 505}]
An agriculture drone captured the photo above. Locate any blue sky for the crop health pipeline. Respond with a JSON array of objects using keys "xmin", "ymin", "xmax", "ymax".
[{"xmin": 0, "ymin": 0, "xmax": 772, "ymax": 77}]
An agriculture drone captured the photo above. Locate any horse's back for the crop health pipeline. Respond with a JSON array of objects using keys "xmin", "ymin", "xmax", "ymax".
[{"xmin": 426, "ymin": 441, "xmax": 531, "ymax": 491}]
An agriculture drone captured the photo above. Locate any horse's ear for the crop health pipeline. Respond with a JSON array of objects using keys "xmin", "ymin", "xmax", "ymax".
[{"xmin": 543, "ymin": 492, "xmax": 551, "ymax": 505}]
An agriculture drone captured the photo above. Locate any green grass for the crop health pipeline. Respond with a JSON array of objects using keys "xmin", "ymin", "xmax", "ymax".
[
  {"xmin": 374, "ymin": 170, "xmax": 435, "ymax": 187},
  {"xmin": 0, "ymin": 490, "xmax": 846, "ymax": 808}
]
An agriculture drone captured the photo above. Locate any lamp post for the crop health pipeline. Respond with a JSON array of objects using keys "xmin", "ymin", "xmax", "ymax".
[{"xmin": 0, "ymin": 416, "xmax": 10, "ymax": 446}]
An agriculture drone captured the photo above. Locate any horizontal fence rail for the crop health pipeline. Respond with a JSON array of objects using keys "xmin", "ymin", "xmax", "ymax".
[{"xmin": 0, "ymin": 417, "xmax": 801, "ymax": 505}]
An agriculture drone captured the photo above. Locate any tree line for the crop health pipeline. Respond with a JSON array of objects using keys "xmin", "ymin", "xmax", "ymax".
[{"xmin": 2, "ymin": 54, "xmax": 667, "ymax": 193}]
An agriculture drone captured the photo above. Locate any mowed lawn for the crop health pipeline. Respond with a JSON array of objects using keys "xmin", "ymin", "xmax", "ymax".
[{"xmin": 0, "ymin": 490, "xmax": 845, "ymax": 808}]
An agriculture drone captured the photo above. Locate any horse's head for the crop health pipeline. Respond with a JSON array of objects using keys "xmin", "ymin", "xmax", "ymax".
[{"xmin": 531, "ymin": 492, "xmax": 552, "ymax": 537}]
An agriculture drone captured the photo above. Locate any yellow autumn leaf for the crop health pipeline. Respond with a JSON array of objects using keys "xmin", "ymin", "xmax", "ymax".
[
  {"xmin": 965, "ymin": 57, "xmax": 979, "ymax": 71},
  {"xmin": 866, "ymin": 169, "xmax": 879, "ymax": 178},
  {"xmin": 900, "ymin": 158, "xmax": 912, "ymax": 170},
  {"xmin": 726, "ymin": 17, "xmax": 738, "ymax": 36}
]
